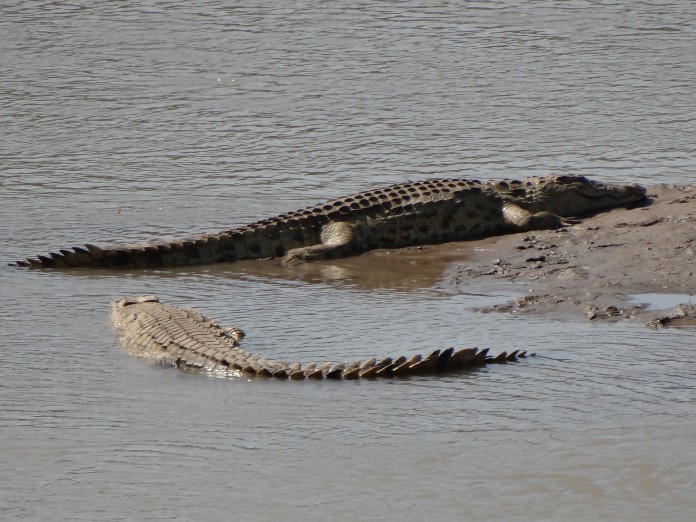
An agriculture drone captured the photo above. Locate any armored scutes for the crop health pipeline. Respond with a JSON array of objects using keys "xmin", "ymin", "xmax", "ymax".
[
  {"xmin": 112, "ymin": 295, "xmax": 532, "ymax": 380},
  {"xmin": 14, "ymin": 175, "xmax": 646, "ymax": 269}
]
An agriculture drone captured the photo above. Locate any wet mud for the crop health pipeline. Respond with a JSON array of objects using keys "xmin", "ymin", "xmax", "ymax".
[{"xmin": 441, "ymin": 183, "xmax": 696, "ymax": 328}]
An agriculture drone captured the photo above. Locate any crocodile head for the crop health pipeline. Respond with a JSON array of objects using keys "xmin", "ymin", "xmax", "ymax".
[
  {"xmin": 526, "ymin": 175, "xmax": 647, "ymax": 216},
  {"xmin": 113, "ymin": 295, "xmax": 160, "ymax": 309},
  {"xmin": 111, "ymin": 295, "xmax": 160, "ymax": 323}
]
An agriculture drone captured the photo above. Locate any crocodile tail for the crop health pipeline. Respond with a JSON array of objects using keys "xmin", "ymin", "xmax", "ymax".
[
  {"xmin": 11, "ymin": 222, "xmax": 312, "ymax": 268},
  {"xmin": 332, "ymin": 347, "xmax": 530, "ymax": 380},
  {"xmin": 12, "ymin": 220, "xmax": 317, "ymax": 269},
  {"xmin": 112, "ymin": 296, "xmax": 534, "ymax": 380},
  {"xmin": 237, "ymin": 347, "xmax": 532, "ymax": 380},
  {"xmin": 12, "ymin": 237, "xmax": 186, "ymax": 268},
  {"xmin": 12, "ymin": 238, "xmax": 230, "ymax": 268}
]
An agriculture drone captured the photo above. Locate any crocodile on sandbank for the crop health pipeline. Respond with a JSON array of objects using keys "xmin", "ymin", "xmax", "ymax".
[
  {"xmin": 13, "ymin": 175, "xmax": 646, "ymax": 269},
  {"xmin": 112, "ymin": 295, "xmax": 532, "ymax": 380}
]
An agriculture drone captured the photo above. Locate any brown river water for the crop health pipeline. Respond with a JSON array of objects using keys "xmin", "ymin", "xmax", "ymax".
[{"xmin": 1, "ymin": 2, "xmax": 695, "ymax": 520}]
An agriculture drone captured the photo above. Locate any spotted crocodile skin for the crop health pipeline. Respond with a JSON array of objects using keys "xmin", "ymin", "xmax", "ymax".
[{"xmin": 13, "ymin": 175, "xmax": 645, "ymax": 268}]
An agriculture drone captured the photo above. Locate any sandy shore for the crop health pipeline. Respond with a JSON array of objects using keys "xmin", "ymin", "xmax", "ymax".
[{"xmin": 441, "ymin": 183, "xmax": 696, "ymax": 328}]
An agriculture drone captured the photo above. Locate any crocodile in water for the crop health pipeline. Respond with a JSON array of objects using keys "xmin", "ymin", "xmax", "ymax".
[
  {"xmin": 112, "ymin": 295, "xmax": 532, "ymax": 380},
  {"xmin": 13, "ymin": 175, "xmax": 646, "ymax": 268}
]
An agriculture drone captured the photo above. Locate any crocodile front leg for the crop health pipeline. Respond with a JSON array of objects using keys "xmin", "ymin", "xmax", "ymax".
[
  {"xmin": 503, "ymin": 203, "xmax": 578, "ymax": 231},
  {"xmin": 283, "ymin": 221, "xmax": 359, "ymax": 262}
]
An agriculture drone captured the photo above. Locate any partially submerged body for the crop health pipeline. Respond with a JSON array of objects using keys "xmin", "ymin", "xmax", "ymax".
[{"xmin": 112, "ymin": 295, "xmax": 531, "ymax": 380}]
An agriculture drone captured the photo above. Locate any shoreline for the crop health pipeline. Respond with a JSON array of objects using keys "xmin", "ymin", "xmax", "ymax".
[{"xmin": 438, "ymin": 183, "xmax": 696, "ymax": 328}]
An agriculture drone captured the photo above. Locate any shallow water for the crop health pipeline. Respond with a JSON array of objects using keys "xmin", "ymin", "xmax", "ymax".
[
  {"xmin": 628, "ymin": 292, "xmax": 696, "ymax": 310},
  {"xmin": 2, "ymin": 1, "xmax": 695, "ymax": 520}
]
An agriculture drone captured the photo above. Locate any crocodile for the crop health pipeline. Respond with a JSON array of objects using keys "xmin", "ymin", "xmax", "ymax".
[
  {"xmin": 13, "ymin": 174, "xmax": 646, "ymax": 269},
  {"xmin": 112, "ymin": 295, "xmax": 533, "ymax": 380}
]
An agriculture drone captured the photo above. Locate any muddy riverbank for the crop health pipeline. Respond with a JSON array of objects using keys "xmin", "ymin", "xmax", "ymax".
[{"xmin": 440, "ymin": 183, "xmax": 696, "ymax": 328}]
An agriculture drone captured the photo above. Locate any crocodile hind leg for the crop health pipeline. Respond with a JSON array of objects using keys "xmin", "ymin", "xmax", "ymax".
[
  {"xmin": 503, "ymin": 203, "xmax": 580, "ymax": 231},
  {"xmin": 283, "ymin": 221, "xmax": 359, "ymax": 262}
]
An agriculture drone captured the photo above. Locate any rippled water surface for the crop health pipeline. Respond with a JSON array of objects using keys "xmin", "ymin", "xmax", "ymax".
[{"xmin": 2, "ymin": 2, "xmax": 695, "ymax": 520}]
